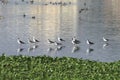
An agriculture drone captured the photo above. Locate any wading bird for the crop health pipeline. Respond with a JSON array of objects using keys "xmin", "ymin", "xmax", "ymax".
[{"xmin": 17, "ymin": 38, "xmax": 25, "ymax": 44}]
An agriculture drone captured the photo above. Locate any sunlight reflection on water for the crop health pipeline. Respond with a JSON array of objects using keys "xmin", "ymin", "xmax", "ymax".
[{"xmin": 0, "ymin": 0, "xmax": 120, "ymax": 62}]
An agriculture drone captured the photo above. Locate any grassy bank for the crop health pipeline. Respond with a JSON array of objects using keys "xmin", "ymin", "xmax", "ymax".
[{"xmin": 0, "ymin": 54, "xmax": 120, "ymax": 80}]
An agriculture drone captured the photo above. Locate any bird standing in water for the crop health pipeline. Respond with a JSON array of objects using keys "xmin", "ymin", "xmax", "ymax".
[
  {"xmin": 58, "ymin": 37, "xmax": 65, "ymax": 42},
  {"xmin": 86, "ymin": 39, "xmax": 94, "ymax": 45},
  {"xmin": 17, "ymin": 38, "xmax": 25, "ymax": 44},
  {"xmin": 33, "ymin": 37, "xmax": 39, "ymax": 43},
  {"xmin": 103, "ymin": 37, "xmax": 109, "ymax": 42},
  {"xmin": 72, "ymin": 37, "xmax": 80, "ymax": 45},
  {"xmin": 28, "ymin": 38, "xmax": 34, "ymax": 43},
  {"xmin": 47, "ymin": 39, "xmax": 54, "ymax": 44}
]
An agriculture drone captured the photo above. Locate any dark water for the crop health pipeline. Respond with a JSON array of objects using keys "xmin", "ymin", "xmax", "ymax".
[{"xmin": 0, "ymin": 0, "xmax": 120, "ymax": 62}]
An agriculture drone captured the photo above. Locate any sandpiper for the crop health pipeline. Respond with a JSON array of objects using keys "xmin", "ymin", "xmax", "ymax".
[
  {"xmin": 33, "ymin": 37, "xmax": 39, "ymax": 43},
  {"xmin": 72, "ymin": 37, "xmax": 80, "ymax": 45},
  {"xmin": 58, "ymin": 37, "xmax": 65, "ymax": 42},
  {"xmin": 86, "ymin": 40, "xmax": 94, "ymax": 45},
  {"xmin": 28, "ymin": 38, "xmax": 34, "ymax": 43},
  {"xmin": 47, "ymin": 39, "xmax": 54, "ymax": 44},
  {"xmin": 103, "ymin": 37, "xmax": 109, "ymax": 42},
  {"xmin": 17, "ymin": 38, "xmax": 25, "ymax": 44}
]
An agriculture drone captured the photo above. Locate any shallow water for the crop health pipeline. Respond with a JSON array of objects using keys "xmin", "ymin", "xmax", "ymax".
[{"xmin": 0, "ymin": 0, "xmax": 120, "ymax": 62}]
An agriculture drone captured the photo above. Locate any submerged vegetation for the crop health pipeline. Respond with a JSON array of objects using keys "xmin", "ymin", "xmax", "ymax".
[{"xmin": 0, "ymin": 54, "xmax": 119, "ymax": 80}]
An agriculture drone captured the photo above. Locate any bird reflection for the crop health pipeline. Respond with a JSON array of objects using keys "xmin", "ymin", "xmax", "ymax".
[
  {"xmin": 17, "ymin": 48, "xmax": 24, "ymax": 53},
  {"xmin": 28, "ymin": 47, "xmax": 34, "ymax": 52},
  {"xmin": 72, "ymin": 46, "xmax": 80, "ymax": 53},
  {"xmin": 54, "ymin": 41, "xmax": 62, "ymax": 46},
  {"xmin": 55, "ymin": 46, "xmax": 65, "ymax": 51},
  {"xmin": 86, "ymin": 48, "xmax": 94, "ymax": 54},
  {"xmin": 28, "ymin": 45, "xmax": 38, "ymax": 52},
  {"xmin": 32, "ymin": 45, "xmax": 39, "ymax": 49},
  {"xmin": 47, "ymin": 47, "xmax": 54, "ymax": 52},
  {"xmin": 103, "ymin": 43, "xmax": 109, "ymax": 49}
]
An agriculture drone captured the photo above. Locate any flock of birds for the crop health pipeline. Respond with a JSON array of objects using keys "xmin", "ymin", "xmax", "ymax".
[
  {"xmin": 0, "ymin": 0, "xmax": 73, "ymax": 6},
  {"xmin": 20, "ymin": 0, "xmax": 72, "ymax": 6},
  {"xmin": 17, "ymin": 36, "xmax": 109, "ymax": 53},
  {"xmin": 0, "ymin": 0, "xmax": 88, "ymax": 20},
  {"xmin": 0, "ymin": 1, "xmax": 110, "ymax": 54}
]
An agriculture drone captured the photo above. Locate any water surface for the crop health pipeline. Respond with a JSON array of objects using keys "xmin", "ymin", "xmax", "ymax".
[{"xmin": 0, "ymin": 0, "xmax": 120, "ymax": 62}]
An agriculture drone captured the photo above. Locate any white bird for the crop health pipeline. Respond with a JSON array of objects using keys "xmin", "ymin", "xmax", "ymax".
[
  {"xmin": 17, "ymin": 38, "xmax": 25, "ymax": 44},
  {"xmin": 72, "ymin": 37, "xmax": 80, "ymax": 45},
  {"xmin": 28, "ymin": 38, "xmax": 34, "ymax": 43},
  {"xmin": 33, "ymin": 37, "xmax": 39, "ymax": 43},
  {"xmin": 103, "ymin": 37, "xmax": 109, "ymax": 42},
  {"xmin": 72, "ymin": 40, "xmax": 76, "ymax": 45},
  {"xmin": 58, "ymin": 37, "xmax": 65, "ymax": 42},
  {"xmin": 54, "ymin": 41, "xmax": 62, "ymax": 46},
  {"xmin": 86, "ymin": 40, "xmax": 94, "ymax": 45},
  {"xmin": 47, "ymin": 39, "xmax": 54, "ymax": 44}
]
